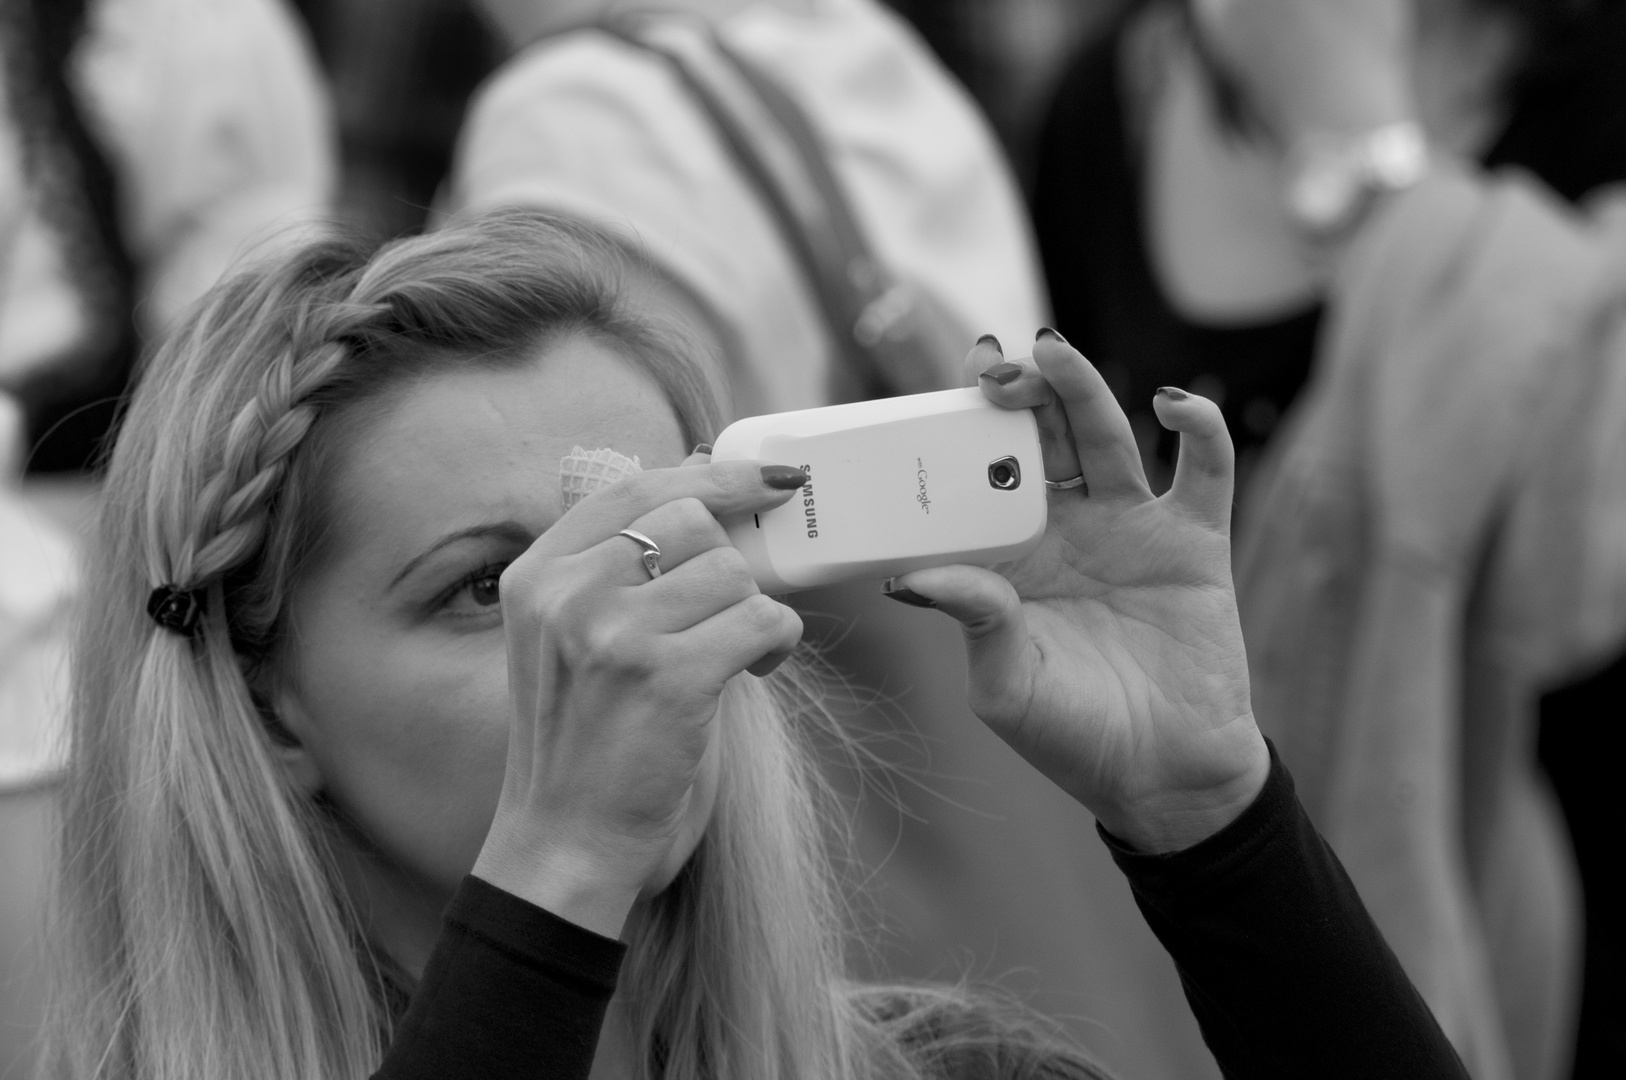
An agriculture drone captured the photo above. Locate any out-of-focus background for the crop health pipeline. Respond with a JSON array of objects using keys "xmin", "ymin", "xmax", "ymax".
[{"xmin": 288, "ymin": 0, "xmax": 1124, "ymax": 242}]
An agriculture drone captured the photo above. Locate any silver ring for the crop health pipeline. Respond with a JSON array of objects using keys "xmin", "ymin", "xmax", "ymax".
[
  {"xmin": 1044, "ymin": 474, "xmax": 1087, "ymax": 491},
  {"xmin": 617, "ymin": 528, "xmax": 663, "ymax": 580}
]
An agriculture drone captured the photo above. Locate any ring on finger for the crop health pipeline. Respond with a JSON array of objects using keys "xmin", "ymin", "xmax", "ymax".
[
  {"xmin": 617, "ymin": 528, "xmax": 663, "ymax": 580},
  {"xmin": 1044, "ymin": 473, "xmax": 1087, "ymax": 493}
]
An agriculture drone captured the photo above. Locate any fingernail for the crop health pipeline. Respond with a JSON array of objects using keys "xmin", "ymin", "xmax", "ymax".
[
  {"xmin": 691, "ymin": 442, "xmax": 713, "ymax": 456},
  {"xmin": 975, "ymin": 333, "xmax": 1003, "ymax": 355},
  {"xmin": 882, "ymin": 579, "xmax": 937, "ymax": 608},
  {"xmin": 1036, "ymin": 326, "xmax": 1068, "ymax": 344},
  {"xmin": 760, "ymin": 465, "xmax": 808, "ymax": 490},
  {"xmin": 1157, "ymin": 386, "xmax": 1189, "ymax": 401},
  {"xmin": 978, "ymin": 362, "xmax": 1023, "ymax": 386}
]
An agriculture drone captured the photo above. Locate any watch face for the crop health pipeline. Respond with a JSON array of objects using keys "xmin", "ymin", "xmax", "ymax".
[{"xmin": 1285, "ymin": 123, "xmax": 1428, "ymax": 236}]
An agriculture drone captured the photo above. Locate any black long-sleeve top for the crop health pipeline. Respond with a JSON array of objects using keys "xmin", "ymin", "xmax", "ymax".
[{"xmin": 372, "ymin": 748, "xmax": 1467, "ymax": 1080}]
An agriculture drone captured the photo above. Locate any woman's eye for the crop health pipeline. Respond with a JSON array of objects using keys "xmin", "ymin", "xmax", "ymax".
[
  {"xmin": 468, "ymin": 574, "xmax": 501, "ymax": 607},
  {"xmin": 441, "ymin": 565, "xmax": 506, "ymax": 616}
]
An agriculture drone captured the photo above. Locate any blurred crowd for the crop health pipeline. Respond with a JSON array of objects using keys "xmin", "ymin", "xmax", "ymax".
[{"xmin": 2, "ymin": 1, "xmax": 1623, "ymax": 1079}]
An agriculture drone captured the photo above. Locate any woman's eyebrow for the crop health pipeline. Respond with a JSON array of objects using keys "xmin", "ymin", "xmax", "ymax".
[{"xmin": 388, "ymin": 521, "xmax": 533, "ymax": 590}]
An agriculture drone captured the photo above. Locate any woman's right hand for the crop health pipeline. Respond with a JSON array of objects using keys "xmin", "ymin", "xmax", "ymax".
[{"xmin": 471, "ymin": 459, "xmax": 806, "ymax": 938}]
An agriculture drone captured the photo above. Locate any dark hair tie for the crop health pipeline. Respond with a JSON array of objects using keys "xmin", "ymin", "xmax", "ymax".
[{"xmin": 147, "ymin": 585, "xmax": 204, "ymax": 638}]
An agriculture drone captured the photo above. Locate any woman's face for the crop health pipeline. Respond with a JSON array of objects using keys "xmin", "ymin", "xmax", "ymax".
[{"xmin": 271, "ymin": 335, "xmax": 707, "ymax": 931}]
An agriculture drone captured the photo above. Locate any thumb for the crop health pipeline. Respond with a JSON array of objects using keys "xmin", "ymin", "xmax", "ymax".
[{"xmin": 885, "ymin": 564, "xmax": 1038, "ymax": 723}]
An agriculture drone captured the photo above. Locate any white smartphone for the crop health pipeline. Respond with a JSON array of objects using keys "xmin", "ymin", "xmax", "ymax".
[{"xmin": 712, "ymin": 387, "xmax": 1047, "ymax": 594}]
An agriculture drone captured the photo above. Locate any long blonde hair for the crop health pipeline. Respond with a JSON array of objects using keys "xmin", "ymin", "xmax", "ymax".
[{"xmin": 46, "ymin": 209, "xmax": 1105, "ymax": 1080}]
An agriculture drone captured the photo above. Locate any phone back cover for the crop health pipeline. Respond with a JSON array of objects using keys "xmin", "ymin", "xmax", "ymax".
[{"xmin": 716, "ymin": 389, "xmax": 1045, "ymax": 591}]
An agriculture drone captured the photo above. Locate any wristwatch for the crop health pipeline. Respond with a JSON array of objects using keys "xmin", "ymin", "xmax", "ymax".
[{"xmin": 1284, "ymin": 121, "xmax": 1429, "ymax": 238}]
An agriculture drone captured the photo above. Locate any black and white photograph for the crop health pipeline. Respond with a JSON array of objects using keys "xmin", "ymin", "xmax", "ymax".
[{"xmin": 2, "ymin": 2, "xmax": 1622, "ymax": 1079}]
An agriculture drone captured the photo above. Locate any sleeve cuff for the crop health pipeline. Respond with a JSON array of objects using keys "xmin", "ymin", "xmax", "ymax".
[
  {"xmin": 447, "ymin": 874, "xmax": 627, "ymax": 995},
  {"xmin": 373, "ymin": 876, "xmax": 628, "ymax": 1079},
  {"xmin": 1097, "ymin": 739, "xmax": 1299, "ymax": 894}
]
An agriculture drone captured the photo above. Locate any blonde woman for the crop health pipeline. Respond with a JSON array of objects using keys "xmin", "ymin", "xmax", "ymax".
[{"xmin": 47, "ymin": 209, "xmax": 1459, "ymax": 1080}]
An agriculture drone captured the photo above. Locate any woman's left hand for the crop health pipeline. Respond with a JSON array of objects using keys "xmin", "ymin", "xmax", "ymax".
[{"xmin": 888, "ymin": 333, "xmax": 1268, "ymax": 853}]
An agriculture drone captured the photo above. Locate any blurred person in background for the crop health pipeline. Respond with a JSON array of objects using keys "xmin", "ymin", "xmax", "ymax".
[
  {"xmin": 1033, "ymin": 0, "xmax": 1626, "ymax": 1077},
  {"xmin": 0, "ymin": 0, "xmax": 332, "ymax": 1076},
  {"xmin": 0, "ymin": 0, "xmax": 334, "ymax": 475},
  {"xmin": 451, "ymin": 0, "xmax": 1045, "ymax": 416},
  {"xmin": 1034, "ymin": 0, "xmax": 1626, "ymax": 484}
]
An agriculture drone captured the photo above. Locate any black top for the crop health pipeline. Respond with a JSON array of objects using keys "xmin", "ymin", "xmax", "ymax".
[{"xmin": 371, "ymin": 748, "xmax": 1467, "ymax": 1080}]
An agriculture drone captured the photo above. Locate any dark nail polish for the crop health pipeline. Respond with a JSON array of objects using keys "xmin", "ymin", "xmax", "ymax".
[
  {"xmin": 882, "ymin": 581, "xmax": 937, "ymax": 608},
  {"xmin": 760, "ymin": 465, "xmax": 808, "ymax": 490},
  {"xmin": 1157, "ymin": 386, "xmax": 1189, "ymax": 401},
  {"xmin": 1036, "ymin": 326, "xmax": 1068, "ymax": 344},
  {"xmin": 975, "ymin": 333, "xmax": 1003, "ymax": 354},
  {"xmin": 978, "ymin": 362, "xmax": 1023, "ymax": 386},
  {"xmin": 691, "ymin": 442, "xmax": 714, "ymax": 456}
]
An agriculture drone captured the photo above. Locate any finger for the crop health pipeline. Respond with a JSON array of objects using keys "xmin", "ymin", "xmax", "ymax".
[
  {"xmin": 961, "ymin": 334, "xmax": 1007, "ymax": 387},
  {"xmin": 975, "ymin": 354, "xmax": 1055, "ymax": 409},
  {"xmin": 579, "ymin": 496, "xmax": 738, "ymax": 588},
  {"xmin": 1152, "ymin": 387, "xmax": 1235, "ymax": 533},
  {"xmin": 682, "ymin": 442, "xmax": 714, "ymax": 466},
  {"xmin": 623, "ymin": 546, "xmax": 761, "ymax": 634},
  {"xmin": 663, "ymin": 592, "xmax": 804, "ymax": 687},
  {"xmin": 884, "ymin": 565, "xmax": 1038, "ymax": 723},
  {"xmin": 974, "ymin": 354, "xmax": 1084, "ymax": 488},
  {"xmin": 514, "ymin": 505, "xmax": 759, "ymax": 677},
  {"xmin": 1032, "ymin": 329, "xmax": 1150, "ymax": 500},
  {"xmin": 544, "ymin": 460, "xmax": 803, "ymax": 556},
  {"xmin": 746, "ymin": 644, "xmax": 795, "ymax": 677}
]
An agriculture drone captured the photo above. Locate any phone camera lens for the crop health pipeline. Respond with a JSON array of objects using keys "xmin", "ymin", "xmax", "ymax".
[{"xmin": 988, "ymin": 456, "xmax": 1021, "ymax": 490}]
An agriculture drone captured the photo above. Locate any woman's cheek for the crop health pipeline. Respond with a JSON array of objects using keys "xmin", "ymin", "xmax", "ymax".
[
  {"xmin": 319, "ymin": 639, "xmax": 513, "ymax": 892},
  {"xmin": 406, "ymin": 657, "xmax": 513, "ymax": 883}
]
